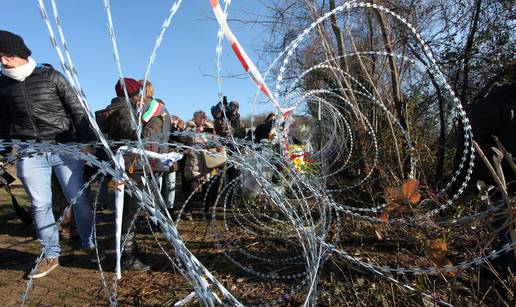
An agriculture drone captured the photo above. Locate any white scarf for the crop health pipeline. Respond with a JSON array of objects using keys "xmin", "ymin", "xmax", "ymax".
[{"xmin": 1, "ymin": 57, "xmax": 37, "ymax": 81}]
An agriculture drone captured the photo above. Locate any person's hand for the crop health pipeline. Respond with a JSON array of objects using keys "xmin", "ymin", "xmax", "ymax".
[
  {"xmin": 177, "ymin": 120, "xmax": 186, "ymax": 130},
  {"xmin": 193, "ymin": 136, "xmax": 206, "ymax": 144},
  {"xmin": 80, "ymin": 145, "xmax": 95, "ymax": 154}
]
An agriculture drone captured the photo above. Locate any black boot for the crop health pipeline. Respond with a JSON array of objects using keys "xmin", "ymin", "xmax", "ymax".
[
  {"xmin": 121, "ymin": 232, "xmax": 150, "ymax": 271},
  {"xmin": 122, "ymin": 254, "xmax": 150, "ymax": 271}
]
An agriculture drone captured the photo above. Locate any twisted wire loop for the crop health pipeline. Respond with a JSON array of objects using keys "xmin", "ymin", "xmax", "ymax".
[{"xmin": 2, "ymin": 0, "xmax": 510, "ymax": 306}]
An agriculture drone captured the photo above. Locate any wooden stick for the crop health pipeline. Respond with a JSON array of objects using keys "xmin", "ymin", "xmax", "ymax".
[
  {"xmin": 473, "ymin": 141, "xmax": 516, "ymax": 258},
  {"xmin": 492, "ymin": 136, "xmax": 516, "ymax": 175}
]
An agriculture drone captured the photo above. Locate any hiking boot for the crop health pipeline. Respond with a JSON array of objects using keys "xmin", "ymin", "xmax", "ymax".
[
  {"xmin": 28, "ymin": 257, "xmax": 59, "ymax": 279},
  {"xmin": 183, "ymin": 213, "xmax": 194, "ymax": 221},
  {"xmin": 122, "ymin": 255, "xmax": 150, "ymax": 271},
  {"xmin": 86, "ymin": 247, "xmax": 106, "ymax": 264}
]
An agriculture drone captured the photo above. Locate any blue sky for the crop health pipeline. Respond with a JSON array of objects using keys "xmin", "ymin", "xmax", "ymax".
[{"xmin": 1, "ymin": 1, "xmax": 275, "ymax": 121}]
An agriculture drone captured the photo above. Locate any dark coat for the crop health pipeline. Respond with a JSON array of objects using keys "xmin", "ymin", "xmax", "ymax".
[
  {"xmin": 468, "ymin": 84, "xmax": 515, "ymax": 151},
  {"xmin": 95, "ymin": 97, "xmax": 126, "ymax": 136},
  {"xmin": 253, "ymin": 119, "xmax": 275, "ymax": 143},
  {"xmin": 214, "ymin": 113, "xmax": 246, "ymax": 138},
  {"xmin": 0, "ymin": 64, "xmax": 96, "ymax": 143},
  {"xmin": 469, "ymin": 83, "xmax": 516, "ymax": 184},
  {"xmin": 454, "ymin": 83, "xmax": 516, "ymax": 188},
  {"xmin": 104, "ymin": 97, "xmax": 171, "ymax": 173}
]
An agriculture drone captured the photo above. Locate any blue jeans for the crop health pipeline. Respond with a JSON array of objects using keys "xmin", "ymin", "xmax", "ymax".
[{"xmin": 17, "ymin": 153, "xmax": 94, "ymax": 258}]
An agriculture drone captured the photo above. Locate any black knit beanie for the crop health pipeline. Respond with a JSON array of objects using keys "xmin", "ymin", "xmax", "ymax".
[{"xmin": 0, "ymin": 30, "xmax": 32, "ymax": 59}]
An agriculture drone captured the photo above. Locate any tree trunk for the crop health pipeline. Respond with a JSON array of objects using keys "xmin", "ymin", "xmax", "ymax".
[
  {"xmin": 407, "ymin": 43, "xmax": 448, "ymax": 184},
  {"xmin": 329, "ymin": 0, "xmax": 349, "ymax": 74},
  {"xmin": 374, "ymin": 4, "xmax": 406, "ymax": 130},
  {"xmin": 435, "ymin": 80, "xmax": 447, "ymax": 184},
  {"xmin": 461, "ymin": 0, "xmax": 482, "ymax": 104}
]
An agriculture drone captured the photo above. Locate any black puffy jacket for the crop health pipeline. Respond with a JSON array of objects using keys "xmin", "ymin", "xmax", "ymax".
[{"xmin": 0, "ymin": 64, "xmax": 96, "ymax": 143}]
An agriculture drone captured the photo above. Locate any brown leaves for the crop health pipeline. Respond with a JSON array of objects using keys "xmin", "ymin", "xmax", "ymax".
[
  {"xmin": 425, "ymin": 239, "xmax": 456, "ymax": 277},
  {"xmin": 375, "ymin": 180, "xmax": 422, "ymax": 240},
  {"xmin": 384, "ymin": 179, "xmax": 421, "ymax": 204},
  {"xmin": 425, "ymin": 239, "xmax": 448, "ymax": 264}
]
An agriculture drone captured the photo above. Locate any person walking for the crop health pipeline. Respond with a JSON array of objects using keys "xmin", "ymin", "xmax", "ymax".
[
  {"xmin": 0, "ymin": 30, "xmax": 101, "ymax": 278},
  {"xmin": 102, "ymin": 77, "xmax": 170, "ymax": 271},
  {"xmin": 214, "ymin": 101, "xmax": 245, "ymax": 207}
]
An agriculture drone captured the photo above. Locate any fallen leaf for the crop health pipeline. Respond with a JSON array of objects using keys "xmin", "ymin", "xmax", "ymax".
[
  {"xmin": 374, "ymin": 212, "xmax": 390, "ymax": 240},
  {"xmin": 378, "ymin": 180, "xmax": 422, "ymax": 240},
  {"xmin": 384, "ymin": 203, "xmax": 400, "ymax": 214},
  {"xmin": 402, "ymin": 179, "xmax": 421, "ymax": 204},
  {"xmin": 425, "ymin": 239, "xmax": 447, "ymax": 264},
  {"xmin": 425, "ymin": 239, "xmax": 457, "ymax": 277},
  {"xmin": 384, "ymin": 179, "xmax": 422, "ymax": 208},
  {"xmin": 378, "ymin": 211, "xmax": 390, "ymax": 223},
  {"xmin": 384, "ymin": 187, "xmax": 404, "ymax": 203}
]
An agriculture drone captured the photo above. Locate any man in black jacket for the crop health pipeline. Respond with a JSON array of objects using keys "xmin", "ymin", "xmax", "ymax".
[
  {"xmin": 470, "ymin": 64, "xmax": 516, "ymax": 285},
  {"xmin": 0, "ymin": 30, "xmax": 100, "ymax": 278},
  {"xmin": 452, "ymin": 62, "xmax": 516, "ymax": 287}
]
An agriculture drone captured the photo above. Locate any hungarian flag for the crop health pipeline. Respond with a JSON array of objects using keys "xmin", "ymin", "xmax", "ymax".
[{"xmin": 142, "ymin": 98, "xmax": 163, "ymax": 124}]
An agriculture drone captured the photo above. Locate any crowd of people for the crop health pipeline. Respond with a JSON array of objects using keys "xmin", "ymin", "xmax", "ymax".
[{"xmin": 0, "ymin": 31, "xmax": 276, "ymax": 277}]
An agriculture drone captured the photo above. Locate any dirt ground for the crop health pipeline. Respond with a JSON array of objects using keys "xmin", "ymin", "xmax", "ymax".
[
  {"xmin": 0, "ymin": 181, "xmax": 185, "ymax": 306},
  {"xmin": 1, "ymin": 164, "xmax": 514, "ymax": 306},
  {"xmin": 0, "ymin": 166, "xmax": 302, "ymax": 306}
]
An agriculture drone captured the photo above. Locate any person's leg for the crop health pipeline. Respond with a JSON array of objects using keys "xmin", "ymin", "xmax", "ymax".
[
  {"xmin": 51, "ymin": 173, "xmax": 79, "ymax": 242},
  {"xmin": 184, "ymin": 179, "xmax": 199, "ymax": 212},
  {"xmin": 52, "ymin": 154, "xmax": 94, "ymax": 250},
  {"xmin": 121, "ymin": 174, "xmax": 149, "ymax": 271},
  {"xmin": 17, "ymin": 154, "xmax": 60, "ymax": 258},
  {"xmin": 205, "ymin": 174, "xmax": 222, "ymax": 216},
  {"xmin": 96, "ymin": 175, "xmax": 110, "ymax": 210},
  {"xmin": 203, "ymin": 180, "xmax": 210, "ymax": 216},
  {"xmin": 226, "ymin": 164, "xmax": 240, "ymax": 207},
  {"xmin": 122, "ymin": 191, "xmax": 141, "ymax": 254},
  {"xmin": 156, "ymin": 174, "xmax": 164, "ymax": 205},
  {"xmin": 162, "ymin": 171, "xmax": 176, "ymax": 209},
  {"xmin": 179, "ymin": 179, "xmax": 198, "ymax": 220}
]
